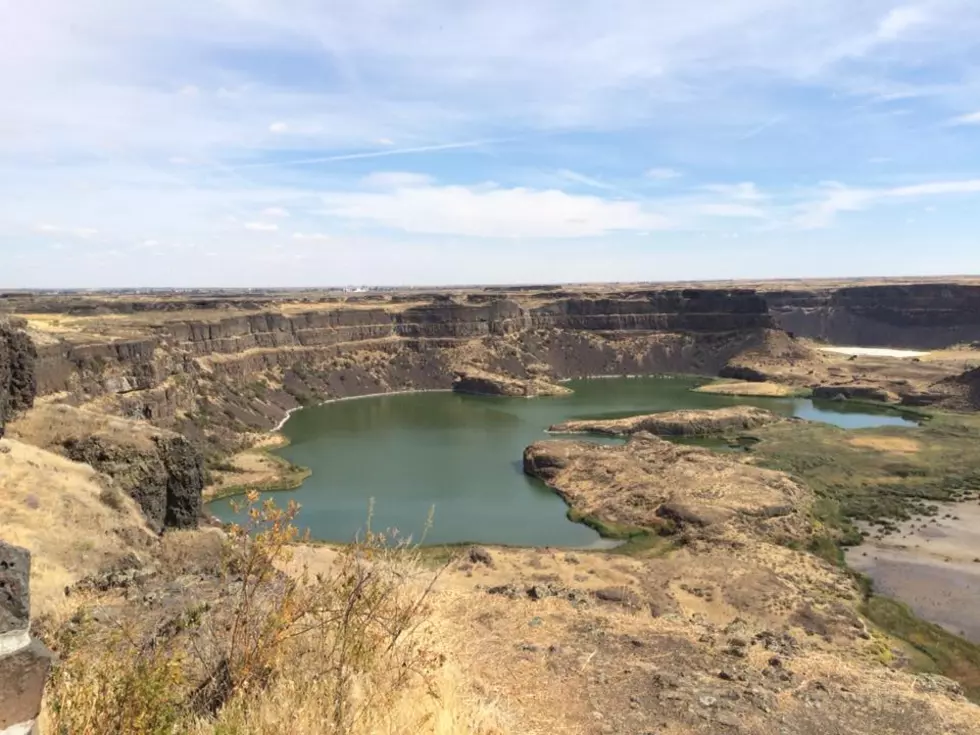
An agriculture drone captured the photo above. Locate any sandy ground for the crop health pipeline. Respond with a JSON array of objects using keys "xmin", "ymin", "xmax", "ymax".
[
  {"xmin": 847, "ymin": 501, "xmax": 980, "ymax": 643},
  {"xmin": 818, "ymin": 346, "xmax": 929, "ymax": 358}
]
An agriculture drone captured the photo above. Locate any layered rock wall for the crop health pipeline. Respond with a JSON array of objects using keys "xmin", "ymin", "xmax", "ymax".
[
  {"xmin": 767, "ymin": 284, "xmax": 980, "ymax": 348},
  {"xmin": 23, "ymin": 290, "xmax": 774, "ymax": 436}
]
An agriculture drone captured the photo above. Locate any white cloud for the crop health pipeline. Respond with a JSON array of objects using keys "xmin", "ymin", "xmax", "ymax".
[
  {"xmin": 876, "ymin": 6, "xmax": 927, "ymax": 41},
  {"xmin": 138, "ymin": 239, "xmax": 160, "ymax": 248},
  {"xmin": 949, "ymin": 111, "xmax": 980, "ymax": 126},
  {"xmin": 245, "ymin": 222, "xmax": 279, "ymax": 231},
  {"xmin": 322, "ymin": 182, "xmax": 671, "ymax": 238},
  {"xmin": 696, "ymin": 203, "xmax": 767, "ymax": 218},
  {"xmin": 261, "ymin": 206, "xmax": 290, "ymax": 217},
  {"xmin": 34, "ymin": 224, "xmax": 98, "ymax": 238},
  {"xmin": 269, "ymin": 121, "xmax": 289, "ymax": 134},
  {"xmin": 179, "ymin": 84, "xmax": 200, "ymax": 96},
  {"xmin": 703, "ymin": 182, "xmax": 766, "ymax": 201},
  {"xmin": 377, "ymin": 138, "xmax": 394, "ymax": 145},
  {"xmin": 293, "ymin": 232, "xmax": 331, "ymax": 241},
  {"xmin": 169, "ymin": 156, "xmax": 190, "ymax": 165},
  {"xmin": 361, "ymin": 172, "xmax": 434, "ymax": 188},
  {"xmin": 646, "ymin": 168, "xmax": 681, "ymax": 180}
]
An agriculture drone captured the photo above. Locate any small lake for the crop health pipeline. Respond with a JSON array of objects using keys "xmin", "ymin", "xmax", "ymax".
[{"xmin": 208, "ymin": 376, "xmax": 915, "ymax": 547}]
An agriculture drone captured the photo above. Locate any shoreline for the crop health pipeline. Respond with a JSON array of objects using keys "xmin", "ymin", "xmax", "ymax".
[
  {"xmin": 270, "ymin": 388, "xmax": 454, "ymax": 433},
  {"xmin": 847, "ymin": 500, "xmax": 980, "ymax": 643}
]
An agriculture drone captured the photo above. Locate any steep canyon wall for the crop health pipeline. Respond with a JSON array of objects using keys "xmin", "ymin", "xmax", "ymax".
[
  {"xmin": 23, "ymin": 291, "xmax": 774, "ymax": 444},
  {"xmin": 767, "ymin": 283, "xmax": 980, "ymax": 348}
]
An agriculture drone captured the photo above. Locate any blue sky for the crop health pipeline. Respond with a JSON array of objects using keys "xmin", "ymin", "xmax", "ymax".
[{"xmin": 2, "ymin": 0, "xmax": 979, "ymax": 288}]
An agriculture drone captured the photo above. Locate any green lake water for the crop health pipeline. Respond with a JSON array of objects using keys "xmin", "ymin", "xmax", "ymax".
[{"xmin": 207, "ymin": 376, "xmax": 915, "ymax": 547}]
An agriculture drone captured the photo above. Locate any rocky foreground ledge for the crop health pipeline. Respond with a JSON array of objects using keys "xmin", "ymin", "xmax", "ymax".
[
  {"xmin": 452, "ymin": 369, "xmax": 572, "ymax": 398},
  {"xmin": 549, "ymin": 405, "xmax": 785, "ymax": 437},
  {"xmin": 523, "ymin": 432, "xmax": 809, "ymax": 542}
]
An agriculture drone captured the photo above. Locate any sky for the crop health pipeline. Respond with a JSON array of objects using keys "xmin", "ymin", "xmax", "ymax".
[{"xmin": 2, "ymin": 0, "xmax": 979, "ymax": 288}]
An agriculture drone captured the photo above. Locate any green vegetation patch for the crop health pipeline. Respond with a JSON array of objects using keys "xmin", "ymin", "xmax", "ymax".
[
  {"xmin": 863, "ymin": 595, "xmax": 980, "ymax": 703},
  {"xmin": 748, "ymin": 410, "xmax": 980, "ymax": 702},
  {"xmin": 749, "ymin": 411, "xmax": 980, "ymax": 542}
]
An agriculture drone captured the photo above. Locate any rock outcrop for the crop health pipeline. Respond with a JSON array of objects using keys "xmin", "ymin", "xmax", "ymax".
[
  {"xmin": 927, "ymin": 366, "xmax": 980, "ymax": 411},
  {"xmin": 523, "ymin": 433, "xmax": 811, "ymax": 543},
  {"xmin": 719, "ymin": 329, "xmax": 822, "ymax": 384},
  {"xmin": 811, "ymin": 385, "xmax": 897, "ymax": 403},
  {"xmin": 0, "ymin": 319, "xmax": 36, "ymax": 436},
  {"xmin": 9, "ymin": 405, "xmax": 204, "ymax": 531},
  {"xmin": 0, "ymin": 541, "xmax": 54, "ymax": 735},
  {"xmin": 549, "ymin": 405, "xmax": 784, "ymax": 436},
  {"xmin": 452, "ymin": 369, "xmax": 572, "ymax": 398}
]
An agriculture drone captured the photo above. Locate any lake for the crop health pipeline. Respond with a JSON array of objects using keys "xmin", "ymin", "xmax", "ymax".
[{"xmin": 207, "ymin": 376, "xmax": 915, "ymax": 547}]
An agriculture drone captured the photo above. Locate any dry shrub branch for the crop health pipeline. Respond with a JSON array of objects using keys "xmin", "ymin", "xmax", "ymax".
[{"xmin": 43, "ymin": 492, "xmax": 467, "ymax": 735}]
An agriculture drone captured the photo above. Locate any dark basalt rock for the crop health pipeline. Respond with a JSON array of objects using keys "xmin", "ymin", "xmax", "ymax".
[
  {"xmin": 0, "ymin": 320, "xmax": 37, "ymax": 436},
  {"xmin": 767, "ymin": 283, "xmax": 980, "ymax": 349},
  {"xmin": 62, "ymin": 433, "xmax": 204, "ymax": 532}
]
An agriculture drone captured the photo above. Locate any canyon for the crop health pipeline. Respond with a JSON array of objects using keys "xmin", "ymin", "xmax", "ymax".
[
  {"xmin": 3, "ymin": 279, "xmax": 980, "ymax": 735},
  {"xmin": 5, "ymin": 280, "xmax": 980, "ymax": 446}
]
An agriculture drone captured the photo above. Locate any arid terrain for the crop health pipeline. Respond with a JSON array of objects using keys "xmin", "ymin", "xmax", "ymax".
[{"xmin": 3, "ymin": 278, "xmax": 980, "ymax": 734}]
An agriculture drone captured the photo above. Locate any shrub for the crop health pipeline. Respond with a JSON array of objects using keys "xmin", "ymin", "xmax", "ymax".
[{"xmin": 44, "ymin": 492, "xmax": 453, "ymax": 735}]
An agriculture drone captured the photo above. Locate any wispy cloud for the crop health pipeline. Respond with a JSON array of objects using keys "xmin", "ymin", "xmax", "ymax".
[
  {"xmin": 244, "ymin": 222, "xmax": 279, "ymax": 231},
  {"xmin": 261, "ymin": 207, "xmax": 290, "ymax": 218},
  {"xmin": 696, "ymin": 203, "xmax": 767, "ymax": 218},
  {"xmin": 948, "ymin": 111, "xmax": 980, "ymax": 126},
  {"xmin": 703, "ymin": 182, "xmax": 767, "ymax": 201},
  {"xmin": 233, "ymin": 140, "xmax": 500, "ymax": 170},
  {"xmin": 796, "ymin": 178, "xmax": 980, "ymax": 228},
  {"xmin": 361, "ymin": 172, "xmax": 434, "ymax": 188},
  {"xmin": 35, "ymin": 224, "xmax": 99, "ymax": 238},
  {"xmin": 645, "ymin": 168, "xmax": 682, "ymax": 180},
  {"xmin": 321, "ymin": 180, "xmax": 671, "ymax": 238},
  {"xmin": 875, "ymin": 6, "xmax": 928, "ymax": 41},
  {"xmin": 293, "ymin": 232, "xmax": 331, "ymax": 242}
]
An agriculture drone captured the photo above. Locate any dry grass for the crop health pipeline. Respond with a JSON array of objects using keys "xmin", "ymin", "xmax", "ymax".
[
  {"xmin": 41, "ymin": 495, "xmax": 509, "ymax": 735},
  {"xmin": 694, "ymin": 380, "xmax": 800, "ymax": 397},
  {"xmin": 848, "ymin": 435, "xmax": 921, "ymax": 454},
  {"xmin": 0, "ymin": 437, "xmax": 154, "ymax": 616},
  {"xmin": 10, "ymin": 403, "xmax": 160, "ymax": 453}
]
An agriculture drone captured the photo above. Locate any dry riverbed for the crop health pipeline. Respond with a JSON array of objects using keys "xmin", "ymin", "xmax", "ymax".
[{"xmin": 847, "ymin": 501, "xmax": 980, "ymax": 643}]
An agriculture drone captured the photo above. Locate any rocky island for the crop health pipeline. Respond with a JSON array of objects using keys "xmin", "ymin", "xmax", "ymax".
[
  {"xmin": 451, "ymin": 368, "xmax": 573, "ymax": 397},
  {"xmin": 549, "ymin": 404, "xmax": 785, "ymax": 436}
]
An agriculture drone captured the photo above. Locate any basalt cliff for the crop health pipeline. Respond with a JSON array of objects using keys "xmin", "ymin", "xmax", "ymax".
[
  {"xmin": 16, "ymin": 289, "xmax": 774, "ymax": 451},
  {"xmin": 766, "ymin": 282, "xmax": 980, "ymax": 348},
  {"xmin": 6, "ymin": 282, "xmax": 980, "ymax": 455}
]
